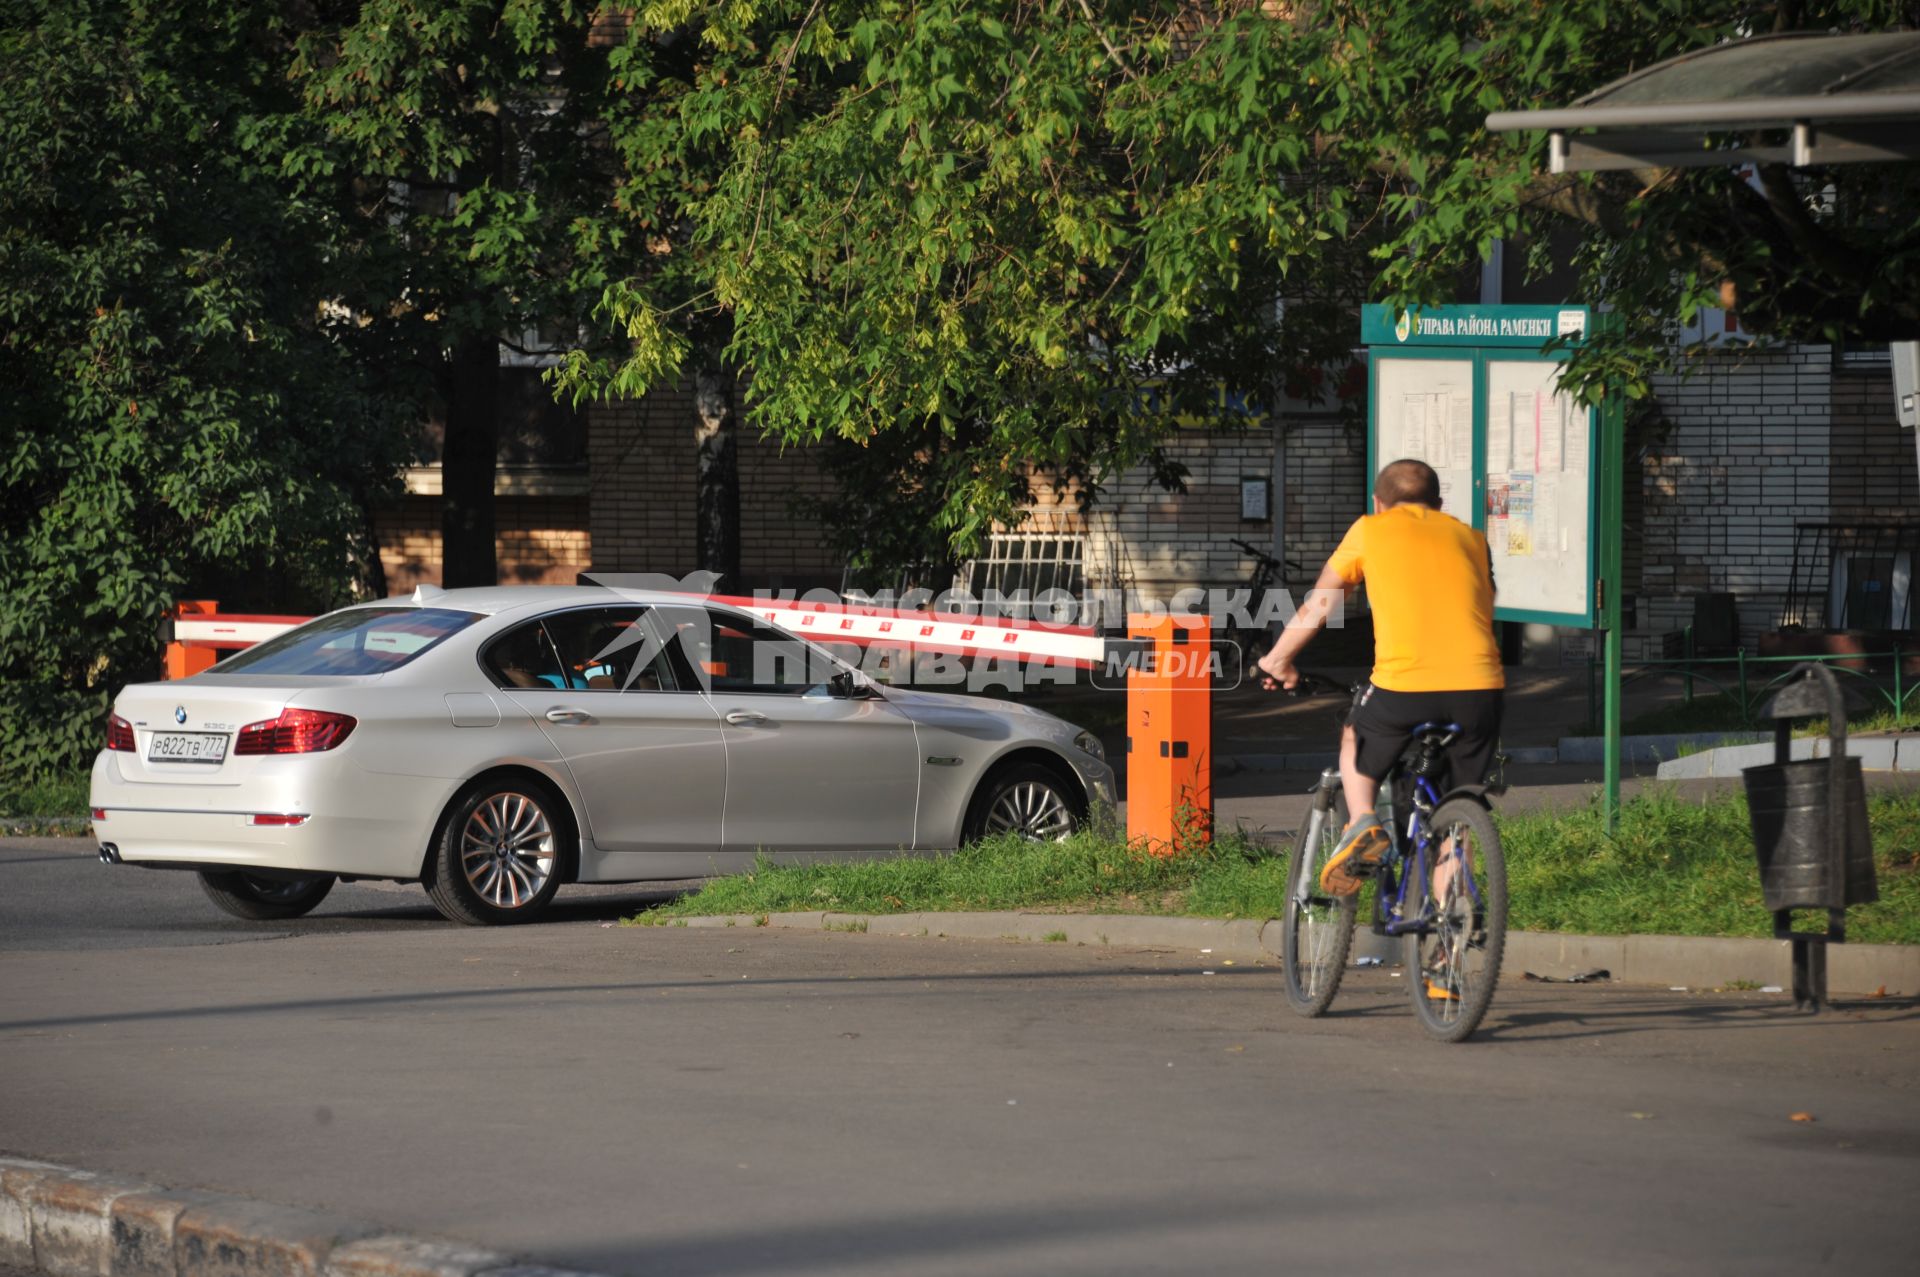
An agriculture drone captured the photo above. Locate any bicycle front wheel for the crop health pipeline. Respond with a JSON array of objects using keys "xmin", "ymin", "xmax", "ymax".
[
  {"xmin": 1281, "ymin": 790, "xmax": 1357, "ymax": 1017},
  {"xmin": 1404, "ymin": 797, "xmax": 1506, "ymax": 1043}
]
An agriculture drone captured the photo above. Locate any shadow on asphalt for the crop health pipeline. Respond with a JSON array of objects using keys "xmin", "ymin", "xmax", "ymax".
[
  {"xmin": 0, "ymin": 965, "xmax": 1263, "ymax": 1035},
  {"xmin": 1291, "ymin": 984, "xmax": 1920, "ymax": 1040},
  {"xmin": 1474, "ymin": 993, "xmax": 1920, "ymax": 1041},
  {"xmin": 546, "ymin": 1195, "xmax": 1283, "ymax": 1277}
]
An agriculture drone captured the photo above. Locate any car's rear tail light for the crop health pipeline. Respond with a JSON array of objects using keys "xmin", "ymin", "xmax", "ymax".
[
  {"xmin": 247, "ymin": 813, "xmax": 310, "ymax": 827},
  {"xmin": 106, "ymin": 713, "xmax": 136, "ymax": 752},
  {"xmin": 234, "ymin": 708, "xmax": 357, "ymax": 755},
  {"xmin": 91, "ymin": 808, "xmax": 108, "ymax": 821}
]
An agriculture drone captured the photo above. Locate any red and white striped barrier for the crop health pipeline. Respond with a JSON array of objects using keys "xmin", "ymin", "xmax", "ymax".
[
  {"xmin": 711, "ymin": 593, "xmax": 1105, "ymax": 668},
  {"xmin": 162, "ymin": 592, "xmax": 1108, "ymax": 671},
  {"xmin": 167, "ymin": 613, "xmax": 315, "ymax": 650}
]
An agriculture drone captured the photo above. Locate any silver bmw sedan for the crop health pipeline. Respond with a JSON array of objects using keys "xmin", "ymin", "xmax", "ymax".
[{"xmin": 91, "ymin": 586, "xmax": 1116, "ymax": 925}]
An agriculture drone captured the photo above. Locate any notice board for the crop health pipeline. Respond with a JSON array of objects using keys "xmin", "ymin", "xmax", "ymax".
[{"xmin": 1361, "ymin": 305, "xmax": 1600, "ymax": 628}]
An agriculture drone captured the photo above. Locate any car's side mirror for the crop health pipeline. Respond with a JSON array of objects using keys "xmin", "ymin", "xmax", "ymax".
[{"xmin": 828, "ymin": 670, "xmax": 878, "ymax": 700}]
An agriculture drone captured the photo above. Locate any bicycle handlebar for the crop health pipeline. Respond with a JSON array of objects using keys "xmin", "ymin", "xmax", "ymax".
[
  {"xmin": 1252, "ymin": 663, "xmax": 1352, "ymax": 698},
  {"xmin": 1283, "ymin": 670, "xmax": 1353, "ymax": 699}
]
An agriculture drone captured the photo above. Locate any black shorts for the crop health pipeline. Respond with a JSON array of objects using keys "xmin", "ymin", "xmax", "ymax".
[{"xmin": 1346, "ymin": 684, "xmax": 1504, "ymax": 788}]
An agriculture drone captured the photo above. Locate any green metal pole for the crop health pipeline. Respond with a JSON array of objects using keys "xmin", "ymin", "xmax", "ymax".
[
  {"xmin": 1737, "ymin": 648, "xmax": 1748, "ymax": 723},
  {"xmin": 1601, "ymin": 379, "xmax": 1624, "ymax": 835},
  {"xmin": 1684, "ymin": 626, "xmax": 1694, "ymax": 703},
  {"xmin": 1587, "ymin": 656, "xmax": 1597, "ymax": 733},
  {"xmin": 1896, "ymin": 646, "xmax": 1905, "ymax": 730}
]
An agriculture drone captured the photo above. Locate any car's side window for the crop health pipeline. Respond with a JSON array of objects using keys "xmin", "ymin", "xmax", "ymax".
[
  {"xmin": 665, "ymin": 609, "xmax": 831, "ymax": 695},
  {"xmin": 481, "ymin": 620, "xmax": 568, "ymax": 690},
  {"xmin": 538, "ymin": 607, "xmax": 679, "ymax": 692}
]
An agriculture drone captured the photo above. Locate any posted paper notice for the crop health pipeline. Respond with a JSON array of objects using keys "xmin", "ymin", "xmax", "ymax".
[{"xmin": 1512, "ymin": 393, "xmax": 1538, "ymax": 470}]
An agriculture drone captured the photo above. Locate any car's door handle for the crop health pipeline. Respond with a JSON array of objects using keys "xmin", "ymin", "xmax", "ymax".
[
  {"xmin": 723, "ymin": 709, "xmax": 769, "ymax": 726},
  {"xmin": 545, "ymin": 707, "xmax": 594, "ymax": 724}
]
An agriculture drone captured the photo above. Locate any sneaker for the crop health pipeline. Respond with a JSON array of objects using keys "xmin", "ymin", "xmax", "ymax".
[
  {"xmin": 1422, "ymin": 945, "xmax": 1462, "ymax": 1002},
  {"xmin": 1318, "ymin": 814, "xmax": 1389, "ymax": 897}
]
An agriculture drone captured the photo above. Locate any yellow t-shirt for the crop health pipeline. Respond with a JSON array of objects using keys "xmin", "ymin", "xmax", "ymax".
[{"xmin": 1326, "ymin": 504, "xmax": 1504, "ymax": 693}]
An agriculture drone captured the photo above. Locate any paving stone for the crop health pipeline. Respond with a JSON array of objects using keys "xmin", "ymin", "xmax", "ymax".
[
  {"xmin": 174, "ymin": 1199, "xmax": 375, "ymax": 1277},
  {"xmin": 0, "ymin": 1160, "xmax": 68, "ymax": 1268},
  {"xmin": 111, "ymin": 1190, "xmax": 219, "ymax": 1277},
  {"xmin": 25, "ymin": 1170, "xmax": 154, "ymax": 1277},
  {"xmin": 324, "ymin": 1234, "xmax": 514, "ymax": 1277}
]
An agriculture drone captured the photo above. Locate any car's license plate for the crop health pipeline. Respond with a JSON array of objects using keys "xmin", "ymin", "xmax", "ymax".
[{"xmin": 148, "ymin": 732, "xmax": 229, "ymax": 763}]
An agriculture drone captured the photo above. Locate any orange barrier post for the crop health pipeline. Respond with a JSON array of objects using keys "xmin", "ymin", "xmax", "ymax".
[
  {"xmin": 1125, "ymin": 614, "xmax": 1213, "ymax": 855},
  {"xmin": 162, "ymin": 600, "xmax": 220, "ymax": 681}
]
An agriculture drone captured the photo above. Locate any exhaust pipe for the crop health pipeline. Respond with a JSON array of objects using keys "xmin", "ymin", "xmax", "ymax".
[{"xmin": 98, "ymin": 844, "xmax": 121, "ymax": 865}]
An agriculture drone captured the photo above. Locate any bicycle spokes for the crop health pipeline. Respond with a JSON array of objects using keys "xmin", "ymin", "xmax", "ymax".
[{"xmin": 1420, "ymin": 823, "xmax": 1490, "ymax": 1016}]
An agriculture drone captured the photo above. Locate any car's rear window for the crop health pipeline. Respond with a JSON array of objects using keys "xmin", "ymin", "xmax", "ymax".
[{"xmin": 214, "ymin": 607, "xmax": 480, "ymax": 676}]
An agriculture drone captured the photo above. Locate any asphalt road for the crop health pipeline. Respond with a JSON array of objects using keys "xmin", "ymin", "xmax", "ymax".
[
  {"xmin": 4, "ymin": 836, "xmax": 1918, "ymax": 1276},
  {"xmin": 0, "ymin": 836, "xmax": 694, "ymax": 952}
]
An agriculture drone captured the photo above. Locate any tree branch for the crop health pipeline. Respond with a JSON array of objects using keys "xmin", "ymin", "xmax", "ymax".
[{"xmin": 1077, "ymin": 0, "xmax": 1143, "ymax": 85}]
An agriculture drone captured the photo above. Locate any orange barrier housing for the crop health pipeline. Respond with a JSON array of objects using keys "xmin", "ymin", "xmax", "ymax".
[
  {"xmin": 162, "ymin": 600, "xmax": 221, "ymax": 681},
  {"xmin": 1125, "ymin": 614, "xmax": 1213, "ymax": 855}
]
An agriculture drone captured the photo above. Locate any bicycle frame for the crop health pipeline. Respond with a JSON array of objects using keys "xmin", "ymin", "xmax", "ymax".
[{"xmin": 1291, "ymin": 719, "xmax": 1477, "ymax": 940}]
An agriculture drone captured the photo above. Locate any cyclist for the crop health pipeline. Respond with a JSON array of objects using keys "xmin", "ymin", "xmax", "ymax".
[{"xmin": 1256, "ymin": 458, "xmax": 1503, "ymax": 905}]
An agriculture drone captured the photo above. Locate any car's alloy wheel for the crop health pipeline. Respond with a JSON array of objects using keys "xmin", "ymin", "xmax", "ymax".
[
  {"xmin": 198, "ymin": 870, "xmax": 336, "ymax": 921},
  {"xmin": 968, "ymin": 763, "xmax": 1083, "ymax": 843},
  {"xmin": 427, "ymin": 779, "xmax": 569, "ymax": 925},
  {"xmin": 460, "ymin": 792, "xmax": 557, "ymax": 909}
]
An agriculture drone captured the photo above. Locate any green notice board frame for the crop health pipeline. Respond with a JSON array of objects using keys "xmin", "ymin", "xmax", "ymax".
[
  {"xmin": 1360, "ymin": 303, "xmax": 1627, "ymax": 829},
  {"xmin": 1361, "ymin": 304, "xmax": 1613, "ymax": 628}
]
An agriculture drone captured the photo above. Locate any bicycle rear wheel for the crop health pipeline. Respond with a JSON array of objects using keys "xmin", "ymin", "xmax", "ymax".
[
  {"xmin": 1281, "ymin": 790, "xmax": 1357, "ymax": 1016},
  {"xmin": 1403, "ymin": 798, "xmax": 1506, "ymax": 1042}
]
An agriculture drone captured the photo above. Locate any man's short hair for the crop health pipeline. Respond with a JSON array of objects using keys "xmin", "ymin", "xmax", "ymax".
[{"xmin": 1374, "ymin": 459, "xmax": 1442, "ymax": 509}]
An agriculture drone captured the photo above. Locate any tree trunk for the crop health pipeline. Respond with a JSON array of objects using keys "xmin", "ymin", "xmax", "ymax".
[
  {"xmin": 694, "ymin": 365, "xmax": 741, "ymax": 588},
  {"xmin": 439, "ymin": 335, "xmax": 499, "ymax": 589},
  {"xmin": 360, "ymin": 492, "xmax": 389, "ymax": 599}
]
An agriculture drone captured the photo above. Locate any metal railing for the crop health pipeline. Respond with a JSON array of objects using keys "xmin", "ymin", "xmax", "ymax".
[
  {"xmin": 1587, "ymin": 639, "xmax": 1920, "ymax": 732},
  {"xmin": 1780, "ymin": 523, "xmax": 1919, "ymax": 631}
]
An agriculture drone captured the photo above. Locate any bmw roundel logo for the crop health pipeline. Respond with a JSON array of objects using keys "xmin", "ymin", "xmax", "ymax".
[{"xmin": 174, "ymin": 706, "xmax": 188, "ymax": 724}]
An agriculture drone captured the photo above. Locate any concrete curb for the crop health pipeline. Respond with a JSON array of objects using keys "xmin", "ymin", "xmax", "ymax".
[
  {"xmin": 0, "ymin": 1158, "xmax": 600, "ymax": 1277},
  {"xmin": 667, "ymin": 910, "xmax": 1919, "ymax": 995},
  {"xmin": 1555, "ymin": 732, "xmax": 1765, "ymax": 765},
  {"xmin": 1655, "ymin": 732, "xmax": 1920, "ymax": 779}
]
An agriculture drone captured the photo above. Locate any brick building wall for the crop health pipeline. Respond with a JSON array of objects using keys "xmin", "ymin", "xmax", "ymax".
[
  {"xmin": 1004, "ymin": 410, "xmax": 1362, "ymax": 609},
  {"xmin": 1281, "ymin": 414, "xmax": 1370, "ymax": 584},
  {"xmin": 587, "ymin": 380, "xmax": 841, "ymax": 587},
  {"xmin": 1830, "ymin": 365, "xmax": 1920, "ymax": 521},
  {"xmin": 1639, "ymin": 344, "xmax": 1837, "ymax": 647},
  {"xmin": 374, "ymin": 494, "xmax": 592, "ymax": 595}
]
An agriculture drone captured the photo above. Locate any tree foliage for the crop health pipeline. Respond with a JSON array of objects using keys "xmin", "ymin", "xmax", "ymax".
[
  {"xmin": 567, "ymin": 0, "xmax": 1920, "ymax": 560},
  {"xmin": 1313, "ymin": 0, "xmax": 1920, "ymax": 394},
  {"xmin": 562, "ymin": 1, "xmax": 1382, "ymax": 560},
  {"xmin": 0, "ymin": 1, "xmax": 411, "ymax": 787}
]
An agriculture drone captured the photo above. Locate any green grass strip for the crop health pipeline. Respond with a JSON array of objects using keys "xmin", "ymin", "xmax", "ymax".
[
  {"xmin": 635, "ymin": 789, "xmax": 1920, "ymax": 945},
  {"xmin": 0, "ymin": 772, "xmax": 90, "ymax": 818}
]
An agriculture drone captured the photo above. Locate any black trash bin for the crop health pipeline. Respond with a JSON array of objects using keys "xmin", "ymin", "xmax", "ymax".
[
  {"xmin": 1743, "ymin": 757, "xmax": 1876, "ymax": 912},
  {"xmin": 1740, "ymin": 663, "xmax": 1880, "ymax": 1011}
]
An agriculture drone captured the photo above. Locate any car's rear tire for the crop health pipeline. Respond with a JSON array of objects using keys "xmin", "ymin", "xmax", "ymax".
[
  {"xmin": 198, "ymin": 871, "xmax": 335, "ymax": 921},
  {"xmin": 964, "ymin": 762, "xmax": 1084, "ymax": 843},
  {"xmin": 425, "ymin": 777, "xmax": 570, "ymax": 925}
]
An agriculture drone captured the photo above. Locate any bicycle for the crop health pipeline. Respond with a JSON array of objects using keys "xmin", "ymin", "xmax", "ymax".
[
  {"xmin": 1225, "ymin": 538, "xmax": 1303, "ymax": 665},
  {"xmin": 1277, "ymin": 672, "xmax": 1509, "ymax": 1042}
]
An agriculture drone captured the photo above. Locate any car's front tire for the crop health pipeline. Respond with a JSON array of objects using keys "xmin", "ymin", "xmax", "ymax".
[
  {"xmin": 198, "ymin": 871, "xmax": 336, "ymax": 921},
  {"xmin": 964, "ymin": 762, "xmax": 1084, "ymax": 843},
  {"xmin": 425, "ymin": 778, "xmax": 570, "ymax": 925}
]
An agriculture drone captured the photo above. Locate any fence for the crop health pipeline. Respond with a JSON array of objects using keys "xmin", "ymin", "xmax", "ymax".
[{"xmin": 1587, "ymin": 642, "xmax": 1920, "ymax": 733}]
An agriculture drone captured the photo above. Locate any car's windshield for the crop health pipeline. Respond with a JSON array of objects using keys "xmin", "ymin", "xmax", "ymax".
[{"xmin": 213, "ymin": 607, "xmax": 480, "ymax": 676}]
